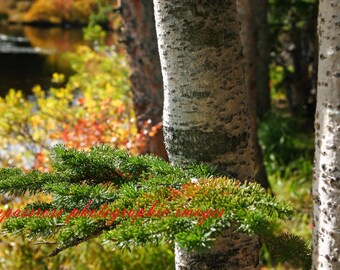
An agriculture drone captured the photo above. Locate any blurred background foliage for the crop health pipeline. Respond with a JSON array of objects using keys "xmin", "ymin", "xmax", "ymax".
[
  {"xmin": 0, "ymin": 0, "xmax": 317, "ymax": 269},
  {"xmin": 0, "ymin": 41, "xmax": 139, "ymax": 170},
  {"xmin": 0, "ymin": 0, "xmax": 119, "ymax": 26},
  {"xmin": 268, "ymin": 0, "xmax": 317, "ymax": 117}
]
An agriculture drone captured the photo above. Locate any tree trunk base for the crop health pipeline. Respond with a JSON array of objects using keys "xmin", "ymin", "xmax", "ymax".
[{"xmin": 175, "ymin": 229, "xmax": 260, "ymax": 270}]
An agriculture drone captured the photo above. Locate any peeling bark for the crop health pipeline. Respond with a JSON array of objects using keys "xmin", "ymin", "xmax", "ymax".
[
  {"xmin": 153, "ymin": 0, "xmax": 259, "ymax": 269},
  {"xmin": 313, "ymin": 0, "xmax": 340, "ymax": 269}
]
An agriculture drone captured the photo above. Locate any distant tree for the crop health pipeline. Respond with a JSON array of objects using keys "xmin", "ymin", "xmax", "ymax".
[
  {"xmin": 313, "ymin": 0, "xmax": 340, "ymax": 269},
  {"xmin": 254, "ymin": 0, "xmax": 271, "ymax": 117},
  {"xmin": 153, "ymin": 0, "xmax": 259, "ymax": 268},
  {"xmin": 121, "ymin": 0, "xmax": 168, "ymax": 159},
  {"xmin": 238, "ymin": 0, "xmax": 270, "ymax": 189},
  {"xmin": 269, "ymin": 0, "xmax": 318, "ymax": 117}
]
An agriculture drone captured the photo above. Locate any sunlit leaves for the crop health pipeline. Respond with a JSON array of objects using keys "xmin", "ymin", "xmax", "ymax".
[
  {"xmin": 24, "ymin": 0, "xmax": 99, "ymax": 24},
  {"xmin": 0, "ymin": 45, "xmax": 141, "ymax": 170}
]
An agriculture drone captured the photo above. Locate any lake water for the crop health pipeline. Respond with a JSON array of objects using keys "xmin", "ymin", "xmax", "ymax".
[{"xmin": 0, "ymin": 24, "xmax": 91, "ymax": 96}]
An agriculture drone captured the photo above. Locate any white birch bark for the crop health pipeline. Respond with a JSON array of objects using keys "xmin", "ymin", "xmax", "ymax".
[
  {"xmin": 153, "ymin": 1, "xmax": 259, "ymax": 269},
  {"xmin": 175, "ymin": 229, "xmax": 259, "ymax": 270},
  {"xmin": 153, "ymin": 0, "xmax": 255, "ymax": 181},
  {"xmin": 313, "ymin": 0, "xmax": 340, "ymax": 269}
]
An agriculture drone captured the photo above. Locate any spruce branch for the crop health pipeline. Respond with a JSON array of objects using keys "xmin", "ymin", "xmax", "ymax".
[
  {"xmin": 48, "ymin": 224, "xmax": 115, "ymax": 257},
  {"xmin": 259, "ymin": 233, "xmax": 312, "ymax": 270},
  {"xmin": 35, "ymin": 241, "xmax": 57, "ymax": 245},
  {"xmin": 0, "ymin": 145, "xmax": 311, "ymax": 268}
]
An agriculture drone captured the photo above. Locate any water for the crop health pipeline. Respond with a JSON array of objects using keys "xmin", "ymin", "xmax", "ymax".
[{"xmin": 0, "ymin": 24, "xmax": 86, "ymax": 96}]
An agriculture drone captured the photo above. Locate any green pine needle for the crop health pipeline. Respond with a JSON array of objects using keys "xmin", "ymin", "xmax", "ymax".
[{"xmin": 0, "ymin": 144, "xmax": 311, "ymax": 267}]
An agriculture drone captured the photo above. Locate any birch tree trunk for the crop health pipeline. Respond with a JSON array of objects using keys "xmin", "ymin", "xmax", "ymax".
[
  {"xmin": 313, "ymin": 0, "xmax": 340, "ymax": 269},
  {"xmin": 238, "ymin": 0, "xmax": 270, "ymax": 190},
  {"xmin": 120, "ymin": 0, "xmax": 168, "ymax": 159},
  {"xmin": 153, "ymin": 1, "xmax": 259, "ymax": 269}
]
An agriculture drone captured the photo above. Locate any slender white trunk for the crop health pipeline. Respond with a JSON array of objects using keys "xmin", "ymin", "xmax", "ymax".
[
  {"xmin": 313, "ymin": 0, "xmax": 340, "ymax": 269},
  {"xmin": 153, "ymin": 1, "xmax": 259, "ymax": 269}
]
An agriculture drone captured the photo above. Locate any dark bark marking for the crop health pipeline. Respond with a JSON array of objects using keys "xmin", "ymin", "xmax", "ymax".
[{"xmin": 164, "ymin": 126, "xmax": 248, "ymax": 163}]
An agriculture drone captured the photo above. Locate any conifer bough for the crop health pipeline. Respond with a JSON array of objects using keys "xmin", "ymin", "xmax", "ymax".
[{"xmin": 0, "ymin": 145, "xmax": 311, "ymax": 268}]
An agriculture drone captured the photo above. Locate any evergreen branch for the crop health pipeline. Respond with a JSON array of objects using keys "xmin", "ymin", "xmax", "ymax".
[
  {"xmin": 2, "ymin": 217, "xmax": 63, "ymax": 239},
  {"xmin": 23, "ymin": 201, "xmax": 54, "ymax": 211},
  {"xmin": 0, "ymin": 145, "xmax": 310, "ymax": 268},
  {"xmin": 51, "ymin": 145, "xmax": 148, "ymax": 184},
  {"xmin": 259, "ymin": 233, "xmax": 312, "ymax": 270},
  {"xmin": 44, "ymin": 182, "xmax": 118, "ymax": 211},
  {"xmin": 0, "ymin": 170, "xmax": 64, "ymax": 195},
  {"xmin": 35, "ymin": 241, "xmax": 57, "ymax": 245},
  {"xmin": 48, "ymin": 224, "xmax": 114, "ymax": 257}
]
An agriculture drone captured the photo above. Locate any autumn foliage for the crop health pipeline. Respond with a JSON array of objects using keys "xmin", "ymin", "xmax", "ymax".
[
  {"xmin": 0, "ymin": 44, "xmax": 153, "ymax": 171},
  {"xmin": 24, "ymin": 0, "xmax": 97, "ymax": 24}
]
